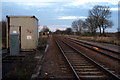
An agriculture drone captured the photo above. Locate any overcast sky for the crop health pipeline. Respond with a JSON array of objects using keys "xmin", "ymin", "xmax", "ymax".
[{"xmin": 1, "ymin": 0, "xmax": 119, "ymax": 32}]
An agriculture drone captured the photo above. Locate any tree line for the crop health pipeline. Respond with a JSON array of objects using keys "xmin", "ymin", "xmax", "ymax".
[
  {"xmin": 55, "ymin": 28, "xmax": 73, "ymax": 35},
  {"xmin": 40, "ymin": 25, "xmax": 73, "ymax": 35},
  {"xmin": 72, "ymin": 5, "xmax": 113, "ymax": 36}
]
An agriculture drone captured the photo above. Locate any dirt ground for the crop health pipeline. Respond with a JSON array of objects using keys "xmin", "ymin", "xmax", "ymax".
[{"xmin": 2, "ymin": 50, "xmax": 44, "ymax": 80}]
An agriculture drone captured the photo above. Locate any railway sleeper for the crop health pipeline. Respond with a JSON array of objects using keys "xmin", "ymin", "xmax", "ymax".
[
  {"xmin": 79, "ymin": 75, "xmax": 109, "ymax": 80},
  {"xmin": 73, "ymin": 64, "xmax": 92, "ymax": 66},
  {"xmin": 75, "ymin": 68, "xmax": 98, "ymax": 71},
  {"xmin": 77, "ymin": 72, "xmax": 104, "ymax": 75},
  {"xmin": 73, "ymin": 65, "xmax": 95, "ymax": 68}
]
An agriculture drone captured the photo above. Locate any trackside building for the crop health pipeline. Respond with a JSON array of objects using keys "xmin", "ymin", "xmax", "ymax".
[{"xmin": 6, "ymin": 16, "xmax": 39, "ymax": 51}]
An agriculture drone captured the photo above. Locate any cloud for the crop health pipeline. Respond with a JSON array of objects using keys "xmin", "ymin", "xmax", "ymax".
[
  {"xmin": 49, "ymin": 25, "xmax": 71, "ymax": 31},
  {"xmin": 49, "ymin": 25, "xmax": 70, "ymax": 28},
  {"xmin": 1, "ymin": 0, "xmax": 71, "ymax": 2},
  {"xmin": 55, "ymin": 7, "xmax": 65, "ymax": 12},
  {"xmin": 39, "ymin": 25, "xmax": 71, "ymax": 32},
  {"xmin": 49, "ymin": 27, "xmax": 66, "ymax": 32},
  {"xmin": 110, "ymin": 8, "xmax": 118, "ymax": 11},
  {"xmin": 2, "ymin": 0, "xmax": 118, "ymax": 5},
  {"xmin": 69, "ymin": 0, "xmax": 118, "ymax": 6},
  {"xmin": 58, "ymin": 16, "xmax": 87, "ymax": 19},
  {"xmin": 1, "ymin": 0, "xmax": 118, "ymax": 33},
  {"xmin": 0, "ymin": 3, "xmax": 2, "ymax": 21},
  {"xmin": 105, "ymin": 28, "xmax": 117, "ymax": 32},
  {"xmin": 16, "ymin": 2, "xmax": 54, "ymax": 8}
]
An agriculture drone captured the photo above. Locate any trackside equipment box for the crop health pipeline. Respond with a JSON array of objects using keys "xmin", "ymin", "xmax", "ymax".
[
  {"xmin": 6, "ymin": 16, "xmax": 39, "ymax": 51},
  {"xmin": 10, "ymin": 33, "xmax": 19, "ymax": 55}
]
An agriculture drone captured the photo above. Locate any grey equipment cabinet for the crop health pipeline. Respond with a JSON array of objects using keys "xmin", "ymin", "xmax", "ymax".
[{"xmin": 10, "ymin": 33, "xmax": 19, "ymax": 55}]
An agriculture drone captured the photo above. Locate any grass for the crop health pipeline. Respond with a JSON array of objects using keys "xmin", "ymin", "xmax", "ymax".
[
  {"xmin": 38, "ymin": 37, "xmax": 48, "ymax": 51},
  {"xmin": 67, "ymin": 35, "xmax": 120, "ymax": 46}
]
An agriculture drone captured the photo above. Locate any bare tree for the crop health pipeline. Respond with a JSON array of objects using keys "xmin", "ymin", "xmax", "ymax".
[
  {"xmin": 85, "ymin": 17, "xmax": 98, "ymax": 35},
  {"xmin": 41, "ymin": 25, "xmax": 49, "ymax": 32},
  {"xmin": 89, "ymin": 5, "xmax": 112, "ymax": 36},
  {"xmin": 102, "ymin": 19, "xmax": 113, "ymax": 36},
  {"xmin": 77, "ymin": 19, "xmax": 84, "ymax": 33},
  {"xmin": 72, "ymin": 19, "xmax": 84, "ymax": 33},
  {"xmin": 55, "ymin": 29, "xmax": 63, "ymax": 34},
  {"xmin": 65, "ymin": 28, "xmax": 72, "ymax": 35},
  {"xmin": 72, "ymin": 21, "xmax": 79, "ymax": 32}
]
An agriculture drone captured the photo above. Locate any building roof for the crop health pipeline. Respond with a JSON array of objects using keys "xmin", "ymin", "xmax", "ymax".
[{"xmin": 6, "ymin": 16, "xmax": 38, "ymax": 21}]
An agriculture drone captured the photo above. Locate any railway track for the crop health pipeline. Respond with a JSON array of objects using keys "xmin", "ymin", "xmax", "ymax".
[
  {"xmin": 66, "ymin": 37, "xmax": 120, "ymax": 61},
  {"xmin": 55, "ymin": 37, "xmax": 120, "ymax": 80},
  {"xmin": 57, "ymin": 50, "xmax": 76, "ymax": 79}
]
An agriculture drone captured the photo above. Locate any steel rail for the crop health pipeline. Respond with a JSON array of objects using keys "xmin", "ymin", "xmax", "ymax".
[
  {"xmin": 67, "ymin": 37, "xmax": 120, "ymax": 54},
  {"xmin": 66, "ymin": 37, "xmax": 120, "ymax": 61},
  {"xmin": 55, "ymin": 40, "xmax": 81, "ymax": 80},
  {"xmin": 60, "ymin": 39, "xmax": 120, "ymax": 80}
]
